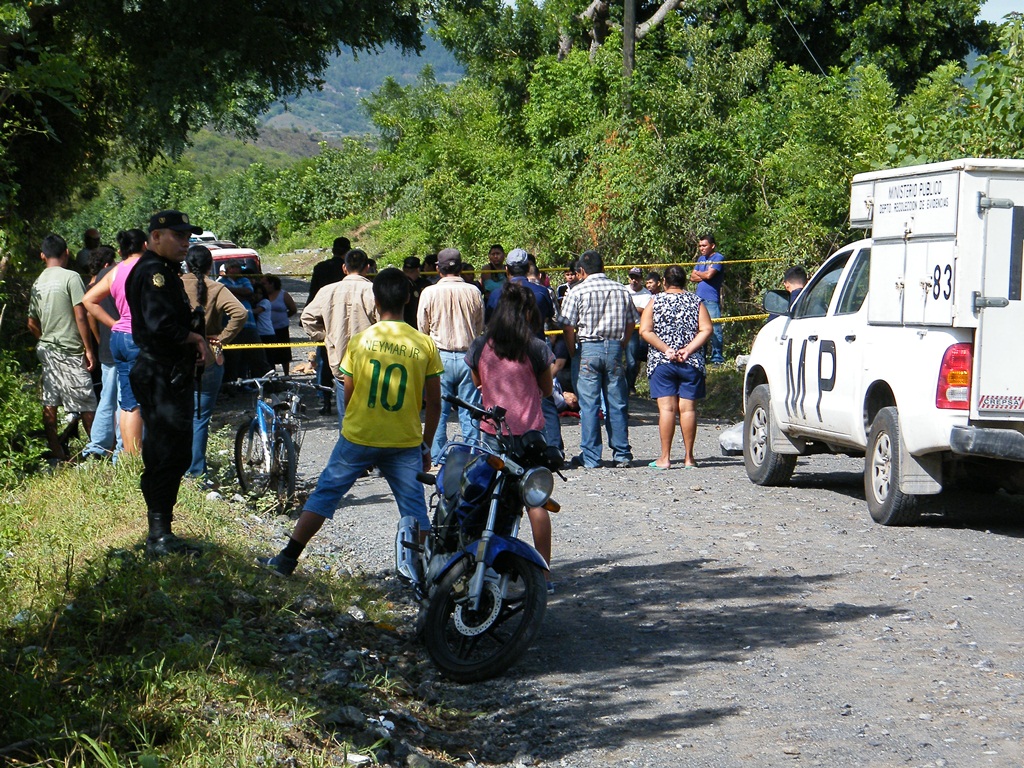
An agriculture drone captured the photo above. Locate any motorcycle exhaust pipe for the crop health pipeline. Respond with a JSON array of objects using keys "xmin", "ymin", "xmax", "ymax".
[{"xmin": 395, "ymin": 517, "xmax": 422, "ymax": 584}]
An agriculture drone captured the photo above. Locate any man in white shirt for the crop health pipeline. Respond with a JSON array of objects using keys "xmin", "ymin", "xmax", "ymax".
[
  {"xmin": 417, "ymin": 247, "xmax": 484, "ymax": 465},
  {"xmin": 301, "ymin": 249, "xmax": 377, "ymax": 432}
]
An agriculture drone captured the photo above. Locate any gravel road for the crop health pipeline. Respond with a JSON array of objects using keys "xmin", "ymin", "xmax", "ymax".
[
  {"xmin": 263, "ymin": 399, "xmax": 1024, "ymax": 768},
  {"xmin": 251, "ymin": 272, "xmax": 1024, "ymax": 767}
]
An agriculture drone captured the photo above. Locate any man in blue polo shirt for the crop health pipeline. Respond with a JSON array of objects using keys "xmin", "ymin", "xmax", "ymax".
[
  {"xmin": 689, "ymin": 233, "xmax": 726, "ymax": 365},
  {"xmin": 485, "ymin": 248, "xmax": 554, "ymax": 328}
]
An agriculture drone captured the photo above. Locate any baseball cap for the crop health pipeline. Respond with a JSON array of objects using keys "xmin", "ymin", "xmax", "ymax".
[
  {"xmin": 505, "ymin": 248, "xmax": 529, "ymax": 267},
  {"xmin": 437, "ymin": 247, "xmax": 462, "ymax": 270},
  {"xmin": 403, "ymin": 256, "xmax": 422, "ymax": 270},
  {"xmin": 628, "ymin": 267, "xmax": 643, "ymax": 279},
  {"xmin": 148, "ymin": 209, "xmax": 202, "ymax": 234}
]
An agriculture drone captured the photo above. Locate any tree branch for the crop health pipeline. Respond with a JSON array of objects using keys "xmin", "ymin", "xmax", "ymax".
[{"xmin": 636, "ymin": 0, "xmax": 685, "ymax": 41}]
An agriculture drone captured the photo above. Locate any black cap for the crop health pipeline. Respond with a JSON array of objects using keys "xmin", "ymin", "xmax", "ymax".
[
  {"xmin": 148, "ymin": 209, "xmax": 202, "ymax": 234},
  {"xmin": 403, "ymin": 256, "xmax": 422, "ymax": 270},
  {"xmin": 628, "ymin": 267, "xmax": 643, "ymax": 279},
  {"xmin": 437, "ymin": 247, "xmax": 462, "ymax": 270}
]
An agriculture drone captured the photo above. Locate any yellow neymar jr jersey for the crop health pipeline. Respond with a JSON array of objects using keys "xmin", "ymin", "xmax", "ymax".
[{"xmin": 340, "ymin": 320, "xmax": 444, "ymax": 448}]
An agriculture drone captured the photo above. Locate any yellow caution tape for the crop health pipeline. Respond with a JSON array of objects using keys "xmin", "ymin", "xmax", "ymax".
[{"xmin": 221, "ymin": 341, "xmax": 324, "ymax": 350}]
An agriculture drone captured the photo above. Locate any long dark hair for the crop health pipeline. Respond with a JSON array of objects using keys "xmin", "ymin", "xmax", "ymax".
[
  {"xmin": 486, "ymin": 282, "xmax": 540, "ymax": 362},
  {"xmin": 186, "ymin": 245, "xmax": 213, "ymax": 308},
  {"xmin": 116, "ymin": 229, "xmax": 147, "ymax": 260}
]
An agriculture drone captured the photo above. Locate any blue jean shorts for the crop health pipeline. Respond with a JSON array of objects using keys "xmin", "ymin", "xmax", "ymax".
[
  {"xmin": 110, "ymin": 331, "xmax": 141, "ymax": 411},
  {"xmin": 304, "ymin": 434, "xmax": 429, "ymax": 528},
  {"xmin": 649, "ymin": 361, "xmax": 706, "ymax": 400}
]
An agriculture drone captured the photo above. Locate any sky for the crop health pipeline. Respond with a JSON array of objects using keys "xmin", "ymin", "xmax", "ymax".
[{"xmin": 978, "ymin": 0, "xmax": 1018, "ymax": 22}]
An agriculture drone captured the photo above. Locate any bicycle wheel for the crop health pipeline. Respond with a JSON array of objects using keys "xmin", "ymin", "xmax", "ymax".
[
  {"xmin": 235, "ymin": 420, "xmax": 271, "ymax": 496},
  {"xmin": 270, "ymin": 427, "xmax": 297, "ymax": 509}
]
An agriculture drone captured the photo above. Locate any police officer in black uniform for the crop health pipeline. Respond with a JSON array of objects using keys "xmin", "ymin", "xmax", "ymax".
[{"xmin": 127, "ymin": 210, "xmax": 212, "ymax": 556}]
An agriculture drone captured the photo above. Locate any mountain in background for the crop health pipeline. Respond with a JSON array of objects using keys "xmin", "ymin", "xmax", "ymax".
[{"xmin": 262, "ymin": 35, "xmax": 463, "ymax": 138}]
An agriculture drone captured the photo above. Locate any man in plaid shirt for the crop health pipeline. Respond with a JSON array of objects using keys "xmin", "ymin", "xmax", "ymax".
[{"xmin": 560, "ymin": 250, "xmax": 638, "ymax": 468}]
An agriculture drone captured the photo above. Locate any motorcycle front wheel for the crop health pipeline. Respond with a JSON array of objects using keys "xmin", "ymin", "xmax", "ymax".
[{"xmin": 423, "ymin": 554, "xmax": 547, "ymax": 683}]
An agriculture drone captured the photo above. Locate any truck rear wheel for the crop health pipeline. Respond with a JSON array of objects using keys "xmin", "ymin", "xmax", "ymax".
[
  {"xmin": 865, "ymin": 407, "xmax": 920, "ymax": 525},
  {"xmin": 744, "ymin": 384, "xmax": 796, "ymax": 486}
]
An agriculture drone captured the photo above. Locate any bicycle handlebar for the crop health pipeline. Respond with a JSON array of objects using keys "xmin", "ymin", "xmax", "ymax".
[{"xmin": 233, "ymin": 372, "xmax": 326, "ymax": 391}]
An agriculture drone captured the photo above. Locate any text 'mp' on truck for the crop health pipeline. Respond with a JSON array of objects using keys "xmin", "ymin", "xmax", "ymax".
[{"xmin": 742, "ymin": 158, "xmax": 1024, "ymax": 525}]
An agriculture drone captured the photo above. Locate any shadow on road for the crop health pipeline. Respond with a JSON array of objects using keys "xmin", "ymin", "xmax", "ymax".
[{"xmin": 485, "ymin": 554, "xmax": 900, "ymax": 758}]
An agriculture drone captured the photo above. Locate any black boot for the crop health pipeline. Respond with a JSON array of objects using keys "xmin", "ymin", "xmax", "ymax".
[{"xmin": 146, "ymin": 512, "xmax": 200, "ymax": 558}]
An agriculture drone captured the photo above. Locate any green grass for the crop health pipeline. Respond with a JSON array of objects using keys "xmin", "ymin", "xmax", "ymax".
[
  {"xmin": 0, "ymin": 448, "xmax": 467, "ymax": 766},
  {"xmin": 702, "ymin": 366, "xmax": 744, "ymax": 422}
]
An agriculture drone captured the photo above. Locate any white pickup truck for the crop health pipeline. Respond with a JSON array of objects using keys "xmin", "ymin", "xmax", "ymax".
[{"xmin": 742, "ymin": 158, "xmax": 1024, "ymax": 525}]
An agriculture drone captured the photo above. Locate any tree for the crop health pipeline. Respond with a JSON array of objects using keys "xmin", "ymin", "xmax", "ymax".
[
  {"xmin": 0, "ymin": 0, "xmax": 424, "ymax": 233},
  {"xmin": 885, "ymin": 14, "xmax": 1024, "ymax": 164},
  {"xmin": 433, "ymin": 1, "xmax": 990, "ymax": 101}
]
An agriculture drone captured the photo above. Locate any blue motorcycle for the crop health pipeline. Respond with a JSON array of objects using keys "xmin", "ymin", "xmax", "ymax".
[{"xmin": 397, "ymin": 394, "xmax": 562, "ymax": 682}]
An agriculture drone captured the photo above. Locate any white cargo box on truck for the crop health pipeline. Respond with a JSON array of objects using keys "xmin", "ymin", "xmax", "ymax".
[{"xmin": 742, "ymin": 158, "xmax": 1024, "ymax": 525}]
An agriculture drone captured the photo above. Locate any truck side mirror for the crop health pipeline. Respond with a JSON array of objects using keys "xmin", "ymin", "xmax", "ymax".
[{"xmin": 763, "ymin": 289, "xmax": 791, "ymax": 316}]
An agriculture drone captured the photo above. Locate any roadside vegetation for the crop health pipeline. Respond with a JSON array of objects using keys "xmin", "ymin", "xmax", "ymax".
[{"xmin": 0, "ymin": 432, "xmax": 476, "ymax": 766}]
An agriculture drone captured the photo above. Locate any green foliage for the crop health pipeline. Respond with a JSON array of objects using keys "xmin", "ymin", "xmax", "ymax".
[
  {"xmin": 0, "ymin": 351, "xmax": 44, "ymax": 487},
  {"xmin": 701, "ymin": 0, "xmax": 989, "ymax": 95},
  {"xmin": 431, "ymin": 0, "xmax": 561, "ymax": 123},
  {"xmin": 0, "ymin": 461, "xmax": 403, "ymax": 765},
  {"xmin": 1, "ymin": 0, "xmax": 424, "ymax": 245},
  {"xmin": 885, "ymin": 14, "xmax": 1024, "ymax": 164},
  {"xmin": 725, "ymin": 64, "xmax": 895, "ymax": 295}
]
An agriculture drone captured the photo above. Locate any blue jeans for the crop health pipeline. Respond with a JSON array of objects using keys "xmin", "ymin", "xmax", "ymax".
[
  {"xmin": 432, "ymin": 350, "xmax": 482, "ymax": 464},
  {"xmin": 625, "ymin": 332, "xmax": 646, "ymax": 391},
  {"xmin": 83, "ymin": 362, "xmax": 122, "ymax": 459},
  {"xmin": 574, "ymin": 341, "xmax": 632, "ymax": 466},
  {"xmin": 541, "ymin": 394, "xmax": 563, "ymax": 453},
  {"xmin": 305, "ymin": 433, "xmax": 429, "ymax": 528},
  {"xmin": 188, "ymin": 361, "xmax": 224, "ymax": 477},
  {"xmin": 316, "ymin": 347, "xmax": 334, "ymax": 402},
  {"xmin": 703, "ymin": 300, "xmax": 725, "ymax": 364}
]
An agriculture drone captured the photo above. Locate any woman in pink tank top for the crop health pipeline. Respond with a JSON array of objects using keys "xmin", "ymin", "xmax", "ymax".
[{"xmin": 82, "ymin": 229, "xmax": 147, "ymax": 453}]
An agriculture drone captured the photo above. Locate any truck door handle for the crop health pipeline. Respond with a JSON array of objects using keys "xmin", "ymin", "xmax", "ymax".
[
  {"xmin": 845, "ymin": 334, "xmax": 856, "ymax": 342},
  {"xmin": 808, "ymin": 335, "xmax": 818, "ymax": 342}
]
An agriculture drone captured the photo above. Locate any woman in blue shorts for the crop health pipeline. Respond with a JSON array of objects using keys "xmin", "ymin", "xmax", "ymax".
[{"xmin": 639, "ymin": 265, "xmax": 713, "ymax": 469}]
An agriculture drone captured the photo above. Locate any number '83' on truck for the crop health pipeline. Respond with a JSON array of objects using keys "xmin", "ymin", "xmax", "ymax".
[{"xmin": 743, "ymin": 158, "xmax": 1024, "ymax": 525}]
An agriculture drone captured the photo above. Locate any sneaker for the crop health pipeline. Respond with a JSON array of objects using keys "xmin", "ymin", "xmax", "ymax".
[
  {"xmin": 613, "ymin": 459, "xmax": 632, "ymax": 468},
  {"xmin": 146, "ymin": 534, "xmax": 202, "ymax": 558},
  {"xmin": 546, "ymin": 582, "xmax": 556, "ymax": 595},
  {"xmin": 257, "ymin": 554, "xmax": 298, "ymax": 577}
]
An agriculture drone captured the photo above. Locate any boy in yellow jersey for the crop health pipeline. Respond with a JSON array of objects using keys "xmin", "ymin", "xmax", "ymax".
[{"xmin": 259, "ymin": 268, "xmax": 443, "ymax": 576}]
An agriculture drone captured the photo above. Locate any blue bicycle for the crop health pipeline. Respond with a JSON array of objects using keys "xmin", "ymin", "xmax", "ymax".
[{"xmin": 233, "ymin": 373, "xmax": 319, "ymax": 508}]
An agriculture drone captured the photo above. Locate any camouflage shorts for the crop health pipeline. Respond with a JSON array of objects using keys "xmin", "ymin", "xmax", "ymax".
[{"xmin": 37, "ymin": 344, "xmax": 97, "ymax": 412}]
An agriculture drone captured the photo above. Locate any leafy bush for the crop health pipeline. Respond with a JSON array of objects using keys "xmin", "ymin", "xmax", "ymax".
[{"xmin": 0, "ymin": 351, "xmax": 45, "ymax": 487}]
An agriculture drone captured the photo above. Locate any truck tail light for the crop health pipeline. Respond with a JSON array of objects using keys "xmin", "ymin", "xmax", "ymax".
[{"xmin": 936, "ymin": 343, "xmax": 972, "ymax": 410}]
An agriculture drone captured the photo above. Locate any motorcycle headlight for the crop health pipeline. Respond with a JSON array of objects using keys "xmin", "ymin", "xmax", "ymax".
[{"xmin": 519, "ymin": 466, "xmax": 554, "ymax": 508}]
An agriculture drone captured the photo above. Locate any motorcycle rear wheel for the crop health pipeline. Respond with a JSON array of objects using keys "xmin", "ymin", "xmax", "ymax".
[{"xmin": 423, "ymin": 554, "xmax": 547, "ymax": 683}]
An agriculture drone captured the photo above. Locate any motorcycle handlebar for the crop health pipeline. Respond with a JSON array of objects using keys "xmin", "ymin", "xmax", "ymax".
[{"xmin": 442, "ymin": 394, "xmax": 506, "ymax": 425}]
